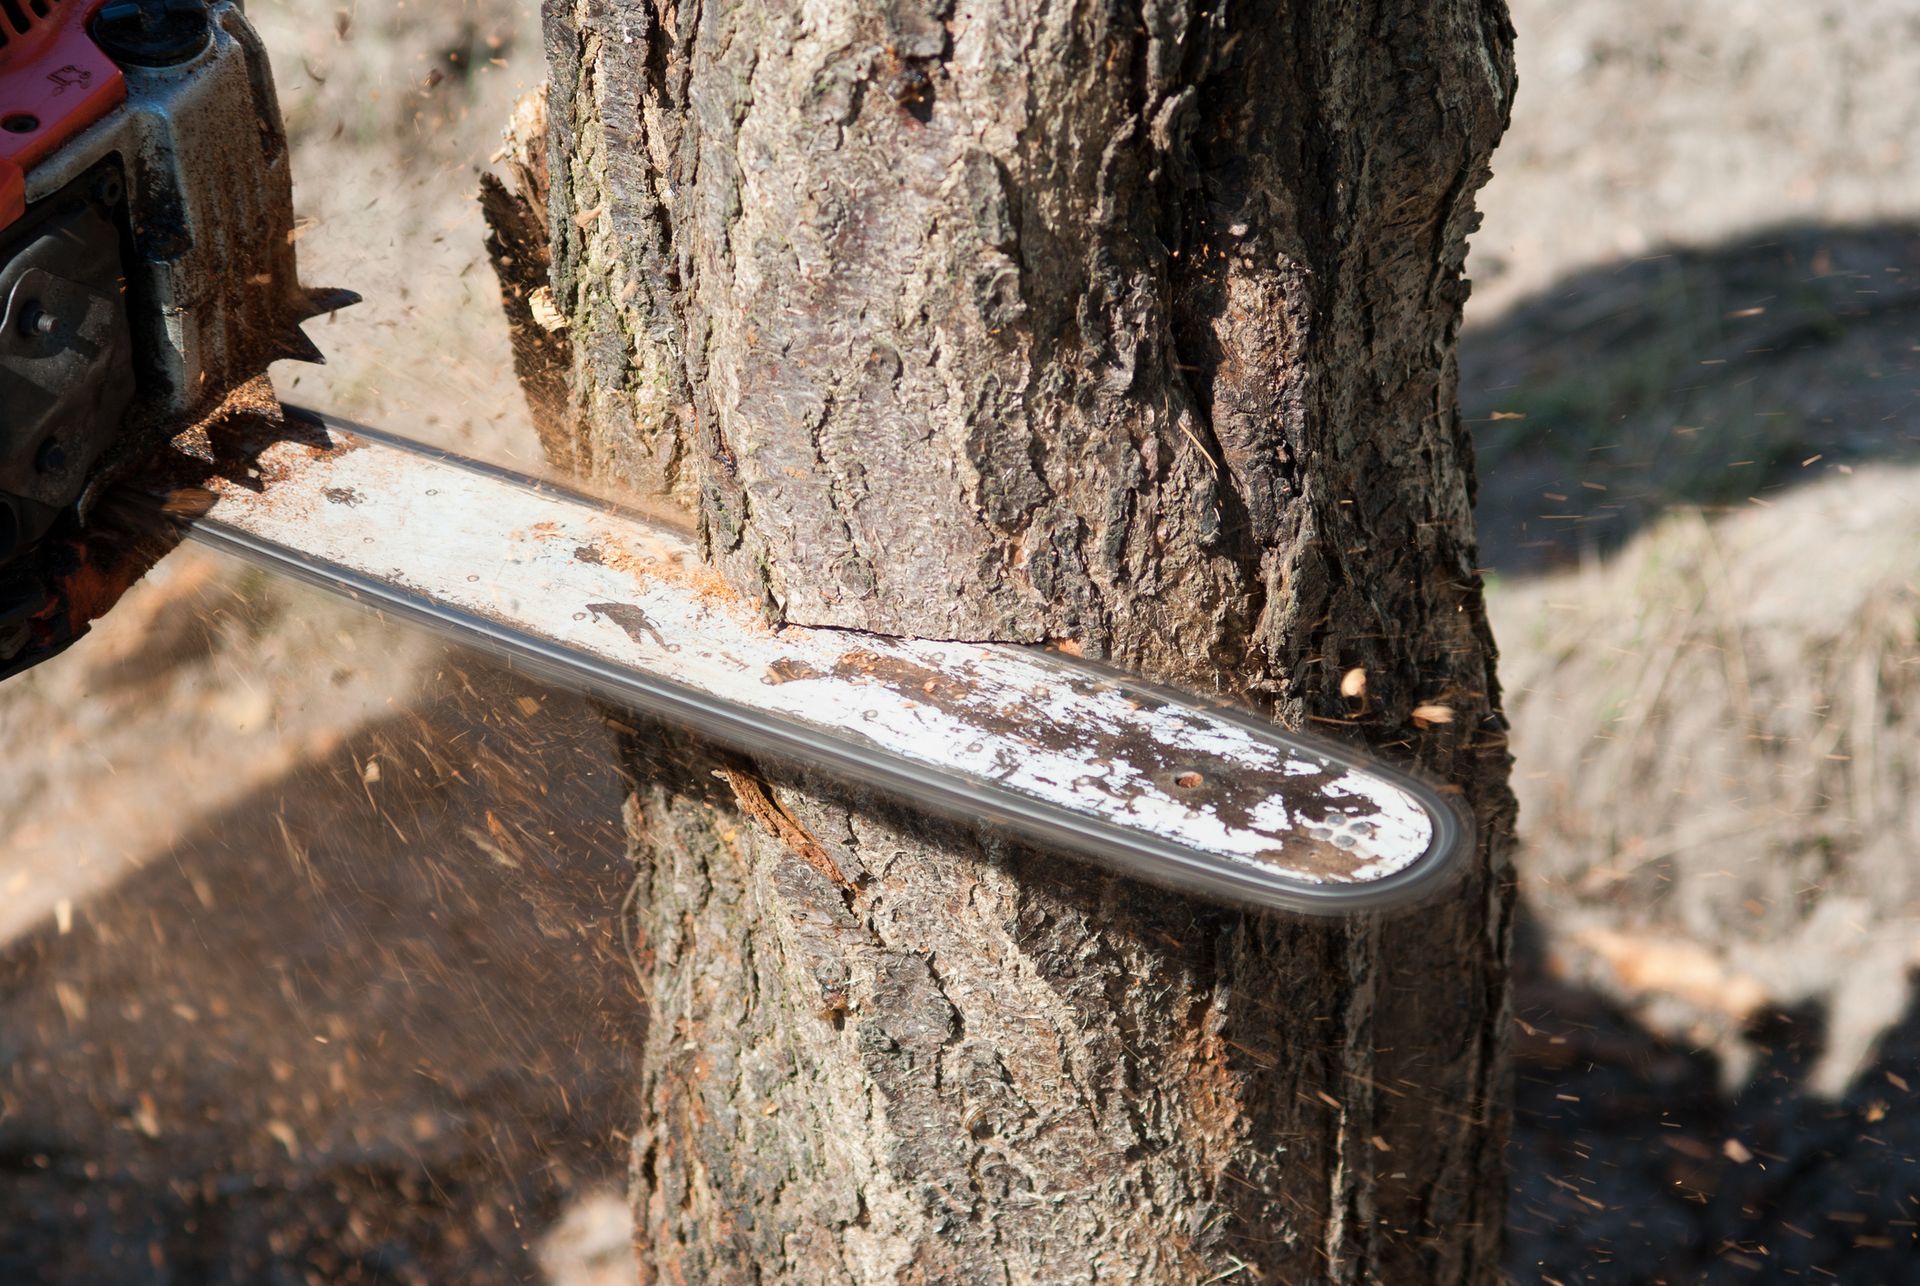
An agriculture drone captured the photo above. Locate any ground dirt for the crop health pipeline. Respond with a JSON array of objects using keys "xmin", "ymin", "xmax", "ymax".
[
  {"xmin": 1, "ymin": 0, "xmax": 1917, "ymax": 1281},
  {"xmin": 1475, "ymin": 3, "xmax": 1920, "ymax": 1279}
]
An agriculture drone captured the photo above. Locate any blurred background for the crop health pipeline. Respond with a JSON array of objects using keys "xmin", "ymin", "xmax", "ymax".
[{"xmin": 1, "ymin": 1, "xmax": 1915, "ymax": 1280}]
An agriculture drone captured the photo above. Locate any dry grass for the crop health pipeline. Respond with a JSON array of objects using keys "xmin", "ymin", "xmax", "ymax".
[{"xmin": 1493, "ymin": 466, "xmax": 1920, "ymax": 1093}]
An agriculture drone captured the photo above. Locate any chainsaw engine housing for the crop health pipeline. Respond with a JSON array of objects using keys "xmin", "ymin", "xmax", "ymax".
[{"xmin": 0, "ymin": 0, "xmax": 348, "ymax": 674}]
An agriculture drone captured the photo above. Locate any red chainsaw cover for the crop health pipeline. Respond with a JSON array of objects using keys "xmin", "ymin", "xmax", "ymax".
[{"xmin": 0, "ymin": 0, "xmax": 124, "ymax": 230}]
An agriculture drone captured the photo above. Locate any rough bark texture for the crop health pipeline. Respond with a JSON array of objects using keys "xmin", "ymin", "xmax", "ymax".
[{"xmin": 532, "ymin": 1, "xmax": 1517, "ymax": 1279}]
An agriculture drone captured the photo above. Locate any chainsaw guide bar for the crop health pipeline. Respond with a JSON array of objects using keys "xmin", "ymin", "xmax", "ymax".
[{"xmin": 183, "ymin": 408, "xmax": 1469, "ymax": 914}]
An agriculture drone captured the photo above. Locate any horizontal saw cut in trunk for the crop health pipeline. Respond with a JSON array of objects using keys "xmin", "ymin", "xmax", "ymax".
[
  {"xmin": 144, "ymin": 404, "xmax": 1472, "ymax": 913},
  {"xmin": 529, "ymin": 0, "xmax": 1520, "ymax": 1278}
]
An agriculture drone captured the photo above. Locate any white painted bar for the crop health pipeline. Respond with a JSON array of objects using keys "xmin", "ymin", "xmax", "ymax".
[{"xmin": 180, "ymin": 408, "xmax": 1467, "ymax": 913}]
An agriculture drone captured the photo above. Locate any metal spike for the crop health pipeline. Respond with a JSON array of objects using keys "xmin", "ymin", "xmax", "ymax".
[
  {"xmin": 294, "ymin": 286, "xmax": 362, "ymax": 323},
  {"xmin": 274, "ymin": 326, "xmax": 326, "ymax": 366}
]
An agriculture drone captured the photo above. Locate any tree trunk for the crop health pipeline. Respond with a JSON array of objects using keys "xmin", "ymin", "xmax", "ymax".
[{"xmin": 527, "ymin": 1, "xmax": 1517, "ymax": 1278}]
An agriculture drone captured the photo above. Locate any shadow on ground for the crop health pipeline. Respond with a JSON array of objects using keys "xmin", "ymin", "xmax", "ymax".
[
  {"xmin": 1463, "ymin": 221, "xmax": 1920, "ymax": 575},
  {"xmin": 0, "ymin": 659, "xmax": 643, "ymax": 1284},
  {"xmin": 1508, "ymin": 909, "xmax": 1920, "ymax": 1282},
  {"xmin": 1476, "ymin": 222, "xmax": 1920, "ymax": 1279}
]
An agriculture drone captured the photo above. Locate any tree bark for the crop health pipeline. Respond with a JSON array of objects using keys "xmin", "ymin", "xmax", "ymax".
[{"xmin": 528, "ymin": 1, "xmax": 1517, "ymax": 1278}]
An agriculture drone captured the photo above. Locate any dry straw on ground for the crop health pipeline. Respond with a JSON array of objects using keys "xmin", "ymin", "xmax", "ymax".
[{"xmin": 1495, "ymin": 465, "xmax": 1920, "ymax": 1093}]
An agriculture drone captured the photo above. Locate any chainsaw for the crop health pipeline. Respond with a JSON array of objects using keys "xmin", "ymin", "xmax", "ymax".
[{"xmin": 0, "ymin": 0, "xmax": 1469, "ymax": 913}]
